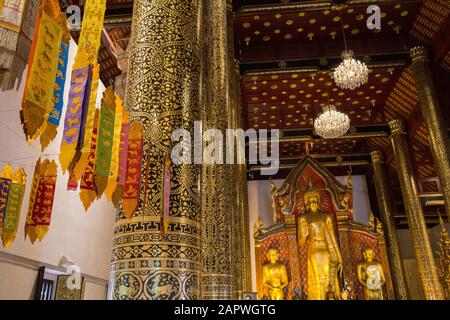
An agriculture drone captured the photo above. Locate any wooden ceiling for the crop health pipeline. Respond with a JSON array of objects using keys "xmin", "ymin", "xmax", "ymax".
[
  {"xmin": 236, "ymin": 1, "xmax": 421, "ymax": 62},
  {"xmin": 243, "ymin": 66, "xmax": 404, "ymax": 131}
]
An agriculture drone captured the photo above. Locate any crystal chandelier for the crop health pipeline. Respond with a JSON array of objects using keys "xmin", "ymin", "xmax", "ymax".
[
  {"xmin": 332, "ymin": 50, "xmax": 369, "ymax": 90},
  {"xmin": 314, "ymin": 105, "xmax": 350, "ymax": 139}
]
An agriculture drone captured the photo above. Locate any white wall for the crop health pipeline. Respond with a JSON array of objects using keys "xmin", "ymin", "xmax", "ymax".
[
  {"xmin": 0, "ymin": 39, "xmax": 115, "ymax": 300},
  {"xmin": 247, "ymin": 175, "xmax": 372, "ymax": 292}
]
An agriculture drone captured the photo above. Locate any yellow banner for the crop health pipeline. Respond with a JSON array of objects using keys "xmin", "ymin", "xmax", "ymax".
[
  {"xmin": 21, "ymin": 12, "xmax": 62, "ymax": 141},
  {"xmin": 105, "ymin": 96, "xmax": 124, "ymax": 200},
  {"xmin": 74, "ymin": 0, "xmax": 106, "ymax": 69}
]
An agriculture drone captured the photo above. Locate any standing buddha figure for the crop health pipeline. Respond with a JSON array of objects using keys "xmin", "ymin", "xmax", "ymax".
[
  {"xmin": 262, "ymin": 248, "xmax": 289, "ymax": 300},
  {"xmin": 357, "ymin": 247, "xmax": 386, "ymax": 300},
  {"xmin": 297, "ymin": 185, "xmax": 343, "ymax": 300}
]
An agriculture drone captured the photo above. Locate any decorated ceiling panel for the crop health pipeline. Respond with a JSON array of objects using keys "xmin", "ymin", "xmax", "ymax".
[
  {"xmin": 236, "ymin": 2, "xmax": 422, "ymax": 62},
  {"xmin": 410, "ymin": 0, "xmax": 450, "ymax": 44},
  {"xmin": 244, "ymin": 66, "xmax": 403, "ymax": 131}
]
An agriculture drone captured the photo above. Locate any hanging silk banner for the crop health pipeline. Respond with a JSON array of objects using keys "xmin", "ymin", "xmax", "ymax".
[
  {"xmin": 24, "ymin": 159, "xmax": 42, "ymax": 240},
  {"xmin": 72, "ymin": 63, "xmax": 100, "ymax": 181},
  {"xmin": 2, "ymin": 168, "xmax": 26, "ymax": 248},
  {"xmin": 0, "ymin": 0, "xmax": 25, "ymax": 70},
  {"xmin": 105, "ymin": 96, "xmax": 123, "ymax": 200},
  {"xmin": 67, "ymin": 170, "xmax": 78, "ymax": 191},
  {"xmin": 0, "ymin": 164, "xmax": 13, "ymax": 234},
  {"xmin": 59, "ymin": 66, "xmax": 92, "ymax": 172},
  {"xmin": 40, "ymin": 40, "xmax": 69, "ymax": 151},
  {"xmin": 21, "ymin": 11, "xmax": 62, "ymax": 142},
  {"xmin": 161, "ymin": 155, "xmax": 171, "ymax": 234},
  {"xmin": 80, "ymin": 109, "xmax": 100, "ymax": 211},
  {"xmin": 122, "ymin": 122, "xmax": 144, "ymax": 219},
  {"xmin": 63, "ymin": 0, "xmax": 106, "ymax": 178},
  {"xmin": 112, "ymin": 110, "xmax": 129, "ymax": 207},
  {"xmin": 25, "ymin": 159, "xmax": 57, "ymax": 243},
  {"xmin": 67, "ymin": 63, "xmax": 94, "ymax": 176},
  {"xmin": 73, "ymin": 0, "xmax": 106, "ymax": 69},
  {"xmin": 95, "ymin": 87, "xmax": 116, "ymax": 198}
]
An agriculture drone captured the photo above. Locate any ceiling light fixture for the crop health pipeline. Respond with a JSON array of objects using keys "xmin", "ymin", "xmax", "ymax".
[
  {"xmin": 332, "ymin": 50, "xmax": 369, "ymax": 90},
  {"xmin": 314, "ymin": 104, "xmax": 350, "ymax": 139},
  {"xmin": 332, "ymin": 13, "xmax": 369, "ymax": 90}
]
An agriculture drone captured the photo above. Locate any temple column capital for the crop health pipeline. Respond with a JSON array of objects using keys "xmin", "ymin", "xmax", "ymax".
[
  {"xmin": 388, "ymin": 119, "xmax": 406, "ymax": 136},
  {"xmin": 370, "ymin": 150, "xmax": 384, "ymax": 164},
  {"xmin": 410, "ymin": 46, "xmax": 430, "ymax": 65}
]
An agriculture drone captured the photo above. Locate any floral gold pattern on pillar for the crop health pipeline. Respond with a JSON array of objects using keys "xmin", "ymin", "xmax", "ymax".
[
  {"xmin": 200, "ymin": 0, "xmax": 232, "ymax": 299},
  {"xmin": 1, "ymin": 168, "xmax": 26, "ymax": 248},
  {"xmin": 25, "ymin": 159, "xmax": 57, "ymax": 243},
  {"xmin": 109, "ymin": 0, "xmax": 201, "ymax": 300}
]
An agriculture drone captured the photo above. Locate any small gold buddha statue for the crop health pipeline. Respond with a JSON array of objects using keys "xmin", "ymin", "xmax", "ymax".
[
  {"xmin": 297, "ymin": 184, "xmax": 343, "ymax": 300},
  {"xmin": 262, "ymin": 248, "xmax": 289, "ymax": 300},
  {"xmin": 357, "ymin": 247, "xmax": 386, "ymax": 300}
]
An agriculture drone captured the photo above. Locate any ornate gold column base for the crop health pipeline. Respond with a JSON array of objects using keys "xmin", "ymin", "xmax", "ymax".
[
  {"xmin": 389, "ymin": 119, "xmax": 445, "ymax": 300},
  {"xmin": 371, "ymin": 150, "xmax": 409, "ymax": 299},
  {"xmin": 410, "ymin": 46, "xmax": 450, "ymax": 221}
]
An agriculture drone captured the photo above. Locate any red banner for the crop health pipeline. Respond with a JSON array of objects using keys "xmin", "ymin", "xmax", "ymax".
[{"xmin": 122, "ymin": 122, "xmax": 143, "ymax": 219}]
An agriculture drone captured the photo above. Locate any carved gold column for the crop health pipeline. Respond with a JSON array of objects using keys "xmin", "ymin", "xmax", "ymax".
[
  {"xmin": 109, "ymin": 0, "xmax": 202, "ymax": 300},
  {"xmin": 236, "ymin": 60, "xmax": 252, "ymax": 295},
  {"xmin": 200, "ymin": 0, "xmax": 232, "ymax": 299},
  {"xmin": 410, "ymin": 46, "xmax": 450, "ymax": 221},
  {"xmin": 371, "ymin": 150, "xmax": 409, "ymax": 300},
  {"xmin": 389, "ymin": 119, "xmax": 445, "ymax": 300},
  {"xmin": 226, "ymin": 0, "xmax": 241, "ymax": 299}
]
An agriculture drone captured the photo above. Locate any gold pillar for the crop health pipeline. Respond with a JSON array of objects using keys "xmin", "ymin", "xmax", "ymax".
[
  {"xmin": 200, "ymin": 0, "xmax": 232, "ymax": 299},
  {"xmin": 109, "ymin": 0, "xmax": 202, "ymax": 300},
  {"xmin": 371, "ymin": 150, "xmax": 409, "ymax": 300},
  {"xmin": 236, "ymin": 60, "xmax": 252, "ymax": 294},
  {"xmin": 410, "ymin": 46, "xmax": 450, "ymax": 221},
  {"xmin": 226, "ymin": 1, "xmax": 241, "ymax": 299},
  {"xmin": 389, "ymin": 119, "xmax": 445, "ymax": 300}
]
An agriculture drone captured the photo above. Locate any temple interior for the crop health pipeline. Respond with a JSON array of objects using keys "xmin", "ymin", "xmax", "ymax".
[{"xmin": 0, "ymin": 0, "xmax": 449, "ymax": 300}]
